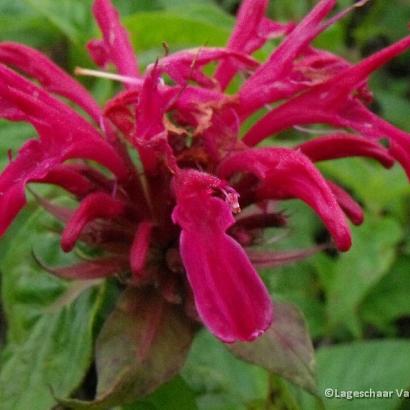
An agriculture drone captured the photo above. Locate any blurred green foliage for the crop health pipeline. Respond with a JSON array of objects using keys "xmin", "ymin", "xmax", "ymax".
[{"xmin": 0, "ymin": 0, "xmax": 410, "ymax": 409}]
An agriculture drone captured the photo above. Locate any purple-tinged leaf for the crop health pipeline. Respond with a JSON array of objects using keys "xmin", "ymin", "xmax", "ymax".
[
  {"xmin": 247, "ymin": 245, "xmax": 325, "ymax": 268},
  {"xmin": 45, "ymin": 280, "xmax": 103, "ymax": 313},
  {"xmin": 30, "ymin": 190, "xmax": 73, "ymax": 223},
  {"xmin": 229, "ymin": 300, "xmax": 317, "ymax": 394},
  {"xmin": 33, "ymin": 252, "xmax": 125, "ymax": 280},
  {"xmin": 57, "ymin": 288, "xmax": 195, "ymax": 409}
]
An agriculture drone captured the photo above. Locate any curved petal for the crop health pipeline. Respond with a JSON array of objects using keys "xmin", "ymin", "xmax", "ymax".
[
  {"xmin": 0, "ymin": 180, "xmax": 26, "ymax": 236},
  {"xmin": 37, "ymin": 164, "xmax": 95, "ymax": 197},
  {"xmin": 134, "ymin": 66, "xmax": 177, "ymax": 174},
  {"xmin": 0, "ymin": 42, "xmax": 101, "ymax": 121},
  {"xmin": 214, "ymin": 0, "xmax": 292, "ymax": 89},
  {"xmin": 218, "ymin": 148, "xmax": 351, "ymax": 251},
  {"xmin": 0, "ymin": 140, "xmax": 90, "ymax": 235},
  {"xmin": 327, "ymin": 180, "xmax": 363, "ymax": 226},
  {"xmin": 61, "ymin": 192, "xmax": 125, "ymax": 252},
  {"xmin": 91, "ymin": 0, "xmax": 139, "ymax": 79},
  {"xmin": 0, "ymin": 64, "xmax": 128, "ymax": 180},
  {"xmin": 0, "ymin": 139, "xmax": 63, "ymax": 235},
  {"xmin": 338, "ymin": 104, "xmax": 410, "ymax": 179},
  {"xmin": 104, "ymin": 83, "xmax": 224, "ymax": 135},
  {"xmin": 130, "ymin": 221, "xmax": 153, "ymax": 279},
  {"xmin": 298, "ymin": 133, "xmax": 394, "ymax": 168},
  {"xmin": 172, "ymin": 170, "xmax": 273, "ymax": 342},
  {"xmin": 243, "ymin": 36, "xmax": 410, "ymax": 145},
  {"xmin": 155, "ymin": 47, "xmax": 257, "ymax": 88},
  {"xmin": 222, "ymin": 0, "xmax": 268, "ymax": 54},
  {"xmin": 239, "ymin": 0, "xmax": 337, "ymax": 114}
]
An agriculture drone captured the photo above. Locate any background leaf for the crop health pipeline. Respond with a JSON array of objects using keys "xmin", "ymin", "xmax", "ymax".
[
  {"xmin": 123, "ymin": 10, "xmax": 231, "ymax": 66},
  {"xmin": 360, "ymin": 256, "xmax": 410, "ymax": 332},
  {"xmin": 60, "ymin": 288, "xmax": 195, "ymax": 409},
  {"xmin": 229, "ymin": 300, "xmax": 316, "ymax": 394},
  {"xmin": 0, "ymin": 205, "xmax": 105, "ymax": 410},
  {"xmin": 0, "ymin": 0, "xmax": 61, "ymax": 48},
  {"xmin": 322, "ymin": 215, "xmax": 402, "ymax": 337},
  {"xmin": 299, "ymin": 340, "xmax": 410, "ymax": 410},
  {"xmin": 123, "ymin": 377, "xmax": 198, "ymax": 410},
  {"xmin": 181, "ymin": 330, "xmax": 269, "ymax": 410},
  {"xmin": 23, "ymin": 0, "xmax": 94, "ymax": 45}
]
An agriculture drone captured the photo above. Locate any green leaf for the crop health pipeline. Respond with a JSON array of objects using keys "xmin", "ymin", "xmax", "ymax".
[
  {"xmin": 162, "ymin": 3, "xmax": 234, "ymax": 28},
  {"xmin": 376, "ymin": 87, "xmax": 410, "ymax": 131},
  {"xmin": 114, "ymin": 0, "xmax": 162, "ymax": 15},
  {"xmin": 268, "ymin": 0, "xmax": 313, "ymax": 21},
  {"xmin": 0, "ymin": 206, "xmax": 105, "ymax": 410},
  {"xmin": 265, "ymin": 261, "xmax": 326, "ymax": 341},
  {"xmin": 0, "ymin": 120, "xmax": 34, "ymax": 170},
  {"xmin": 124, "ymin": 376, "xmax": 198, "ymax": 410},
  {"xmin": 319, "ymin": 159, "xmax": 409, "ymax": 214},
  {"xmin": 323, "ymin": 215, "xmax": 402, "ymax": 336},
  {"xmin": 60, "ymin": 288, "xmax": 195, "ymax": 409},
  {"xmin": 229, "ymin": 300, "xmax": 317, "ymax": 394},
  {"xmin": 123, "ymin": 11, "xmax": 231, "ymax": 60},
  {"xmin": 360, "ymin": 256, "xmax": 410, "ymax": 331},
  {"xmin": 182, "ymin": 330, "xmax": 269, "ymax": 410},
  {"xmin": 0, "ymin": 203, "xmax": 77, "ymax": 342},
  {"xmin": 158, "ymin": 0, "xmax": 214, "ymax": 8},
  {"xmin": 0, "ymin": 288, "xmax": 104, "ymax": 410},
  {"xmin": 299, "ymin": 340, "xmax": 410, "ymax": 410},
  {"xmin": 262, "ymin": 202, "xmax": 327, "ymax": 339},
  {"xmin": 23, "ymin": 0, "xmax": 94, "ymax": 45},
  {"xmin": 353, "ymin": 0, "xmax": 410, "ymax": 44},
  {"xmin": 313, "ymin": 24, "xmax": 345, "ymax": 55},
  {"xmin": 0, "ymin": 0, "xmax": 61, "ymax": 48}
]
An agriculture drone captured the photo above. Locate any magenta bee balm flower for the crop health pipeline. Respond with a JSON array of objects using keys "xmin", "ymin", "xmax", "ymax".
[{"xmin": 0, "ymin": 0, "xmax": 410, "ymax": 352}]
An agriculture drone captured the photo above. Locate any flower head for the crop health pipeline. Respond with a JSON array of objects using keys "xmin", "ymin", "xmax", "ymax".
[{"xmin": 0, "ymin": 0, "xmax": 410, "ymax": 344}]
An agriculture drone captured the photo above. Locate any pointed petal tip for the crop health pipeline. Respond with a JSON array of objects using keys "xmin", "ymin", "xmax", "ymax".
[
  {"xmin": 219, "ymin": 148, "xmax": 352, "ymax": 254},
  {"xmin": 335, "ymin": 229, "xmax": 352, "ymax": 252},
  {"xmin": 91, "ymin": 0, "xmax": 139, "ymax": 79},
  {"xmin": 214, "ymin": 299, "xmax": 274, "ymax": 344},
  {"xmin": 60, "ymin": 192, "xmax": 124, "ymax": 253}
]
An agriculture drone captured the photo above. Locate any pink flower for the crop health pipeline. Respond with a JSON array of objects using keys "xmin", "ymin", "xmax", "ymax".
[{"xmin": 0, "ymin": 0, "xmax": 409, "ymax": 343}]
